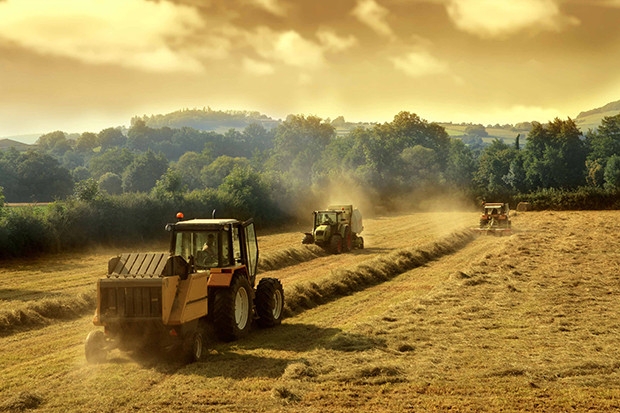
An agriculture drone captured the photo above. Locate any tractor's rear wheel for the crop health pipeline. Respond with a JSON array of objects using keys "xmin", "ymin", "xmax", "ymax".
[
  {"xmin": 255, "ymin": 278, "xmax": 284, "ymax": 328},
  {"xmin": 85, "ymin": 330, "xmax": 107, "ymax": 364},
  {"xmin": 212, "ymin": 275, "xmax": 253, "ymax": 342},
  {"xmin": 330, "ymin": 234, "xmax": 343, "ymax": 254}
]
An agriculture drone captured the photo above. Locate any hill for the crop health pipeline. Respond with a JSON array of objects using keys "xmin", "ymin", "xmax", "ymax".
[
  {"xmin": 575, "ymin": 99, "xmax": 620, "ymax": 132},
  {"xmin": 0, "ymin": 138, "xmax": 34, "ymax": 151}
]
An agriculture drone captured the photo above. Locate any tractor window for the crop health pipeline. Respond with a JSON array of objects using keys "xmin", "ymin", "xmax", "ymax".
[
  {"xmin": 317, "ymin": 212, "xmax": 336, "ymax": 226},
  {"xmin": 231, "ymin": 226, "xmax": 241, "ymax": 264},
  {"xmin": 244, "ymin": 222, "xmax": 258, "ymax": 279},
  {"xmin": 174, "ymin": 231, "xmax": 220, "ymax": 270},
  {"xmin": 174, "ymin": 232, "xmax": 192, "ymax": 260}
]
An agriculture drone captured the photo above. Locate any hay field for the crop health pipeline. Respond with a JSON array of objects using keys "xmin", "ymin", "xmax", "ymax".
[{"xmin": 2, "ymin": 210, "xmax": 620, "ymax": 412}]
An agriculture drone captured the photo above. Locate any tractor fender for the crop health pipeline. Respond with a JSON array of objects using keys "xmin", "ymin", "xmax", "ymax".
[{"xmin": 208, "ymin": 267, "xmax": 244, "ymax": 287}]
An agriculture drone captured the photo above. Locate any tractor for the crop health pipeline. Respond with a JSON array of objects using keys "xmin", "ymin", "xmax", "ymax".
[
  {"xmin": 477, "ymin": 202, "xmax": 512, "ymax": 235},
  {"xmin": 302, "ymin": 204, "xmax": 364, "ymax": 254},
  {"xmin": 84, "ymin": 213, "xmax": 284, "ymax": 364}
]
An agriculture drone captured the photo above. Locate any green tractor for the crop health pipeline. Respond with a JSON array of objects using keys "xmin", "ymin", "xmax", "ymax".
[{"xmin": 302, "ymin": 204, "xmax": 364, "ymax": 254}]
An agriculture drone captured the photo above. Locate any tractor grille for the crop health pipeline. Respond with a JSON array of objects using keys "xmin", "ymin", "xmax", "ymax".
[{"xmin": 99, "ymin": 279, "xmax": 162, "ymax": 320}]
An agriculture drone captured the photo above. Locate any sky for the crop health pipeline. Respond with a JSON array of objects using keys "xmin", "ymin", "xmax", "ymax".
[{"xmin": 1, "ymin": 0, "xmax": 620, "ymax": 139}]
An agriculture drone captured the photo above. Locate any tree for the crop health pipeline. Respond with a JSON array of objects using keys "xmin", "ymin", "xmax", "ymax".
[
  {"xmin": 122, "ymin": 150, "xmax": 169, "ymax": 193},
  {"xmin": 523, "ymin": 118, "xmax": 586, "ymax": 190},
  {"xmin": 99, "ymin": 173, "xmax": 123, "ymax": 195},
  {"xmin": 473, "ymin": 139, "xmax": 517, "ymax": 197},
  {"xmin": 399, "ymin": 145, "xmax": 441, "ymax": 189},
  {"xmin": 76, "ymin": 132, "xmax": 99, "ymax": 152},
  {"xmin": 98, "ymin": 127, "xmax": 127, "ymax": 151},
  {"xmin": 127, "ymin": 118, "xmax": 153, "ymax": 151},
  {"xmin": 152, "ymin": 168, "xmax": 187, "ymax": 201},
  {"xmin": 173, "ymin": 151, "xmax": 212, "ymax": 191},
  {"xmin": 266, "ymin": 115, "xmax": 335, "ymax": 193},
  {"xmin": 604, "ymin": 155, "xmax": 620, "ymax": 190},
  {"xmin": 74, "ymin": 178, "xmax": 100, "ymax": 202},
  {"xmin": 37, "ymin": 131, "xmax": 72, "ymax": 157},
  {"xmin": 464, "ymin": 124, "xmax": 488, "ymax": 137},
  {"xmin": 444, "ymin": 139, "xmax": 476, "ymax": 190},
  {"xmin": 88, "ymin": 148, "xmax": 135, "ymax": 180},
  {"xmin": 217, "ymin": 165, "xmax": 276, "ymax": 222},
  {"xmin": 201, "ymin": 156, "xmax": 250, "ymax": 189},
  {"xmin": 15, "ymin": 150, "xmax": 74, "ymax": 202},
  {"xmin": 587, "ymin": 114, "xmax": 620, "ymax": 161}
]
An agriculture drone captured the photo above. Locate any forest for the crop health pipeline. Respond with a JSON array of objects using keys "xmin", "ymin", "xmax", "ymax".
[{"xmin": 1, "ymin": 110, "xmax": 620, "ymax": 258}]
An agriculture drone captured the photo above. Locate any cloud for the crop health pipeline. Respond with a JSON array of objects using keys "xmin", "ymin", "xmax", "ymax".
[
  {"xmin": 316, "ymin": 29, "xmax": 358, "ymax": 52},
  {"xmin": 0, "ymin": 0, "xmax": 208, "ymax": 73},
  {"xmin": 391, "ymin": 50, "xmax": 448, "ymax": 77},
  {"xmin": 445, "ymin": 0, "xmax": 580, "ymax": 38},
  {"xmin": 245, "ymin": 0, "xmax": 287, "ymax": 16},
  {"xmin": 352, "ymin": 0, "xmax": 395, "ymax": 39},
  {"xmin": 248, "ymin": 27, "xmax": 326, "ymax": 68},
  {"xmin": 242, "ymin": 57, "xmax": 275, "ymax": 75}
]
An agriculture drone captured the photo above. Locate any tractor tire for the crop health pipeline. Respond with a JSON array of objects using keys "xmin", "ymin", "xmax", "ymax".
[
  {"xmin": 330, "ymin": 234, "xmax": 343, "ymax": 254},
  {"xmin": 85, "ymin": 330, "xmax": 107, "ymax": 364},
  {"xmin": 212, "ymin": 275, "xmax": 253, "ymax": 342},
  {"xmin": 255, "ymin": 278, "xmax": 284, "ymax": 328},
  {"xmin": 183, "ymin": 331, "xmax": 204, "ymax": 363},
  {"xmin": 343, "ymin": 227, "xmax": 352, "ymax": 252}
]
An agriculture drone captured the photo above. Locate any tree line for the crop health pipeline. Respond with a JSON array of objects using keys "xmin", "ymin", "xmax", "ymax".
[{"xmin": 1, "ymin": 111, "xmax": 620, "ymax": 257}]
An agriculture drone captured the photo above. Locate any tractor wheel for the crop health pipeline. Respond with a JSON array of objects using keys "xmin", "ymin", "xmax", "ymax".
[
  {"xmin": 212, "ymin": 275, "xmax": 253, "ymax": 342},
  {"xmin": 183, "ymin": 331, "xmax": 204, "ymax": 363},
  {"xmin": 330, "ymin": 234, "xmax": 343, "ymax": 254},
  {"xmin": 255, "ymin": 278, "xmax": 284, "ymax": 328},
  {"xmin": 343, "ymin": 227, "xmax": 352, "ymax": 252},
  {"xmin": 358, "ymin": 236, "xmax": 364, "ymax": 249},
  {"xmin": 85, "ymin": 330, "xmax": 107, "ymax": 364}
]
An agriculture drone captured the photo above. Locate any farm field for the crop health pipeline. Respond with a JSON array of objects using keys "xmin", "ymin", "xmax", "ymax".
[{"xmin": 1, "ymin": 210, "xmax": 620, "ymax": 412}]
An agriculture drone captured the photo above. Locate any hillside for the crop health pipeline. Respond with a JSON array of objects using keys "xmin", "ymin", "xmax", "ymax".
[
  {"xmin": 575, "ymin": 99, "xmax": 620, "ymax": 132},
  {"xmin": 1, "ymin": 211, "xmax": 620, "ymax": 412},
  {"xmin": 0, "ymin": 138, "xmax": 33, "ymax": 151}
]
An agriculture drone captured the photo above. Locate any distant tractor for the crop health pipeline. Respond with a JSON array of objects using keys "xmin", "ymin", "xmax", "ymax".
[
  {"xmin": 477, "ymin": 202, "xmax": 512, "ymax": 235},
  {"xmin": 85, "ymin": 213, "xmax": 284, "ymax": 364},
  {"xmin": 302, "ymin": 204, "xmax": 364, "ymax": 254}
]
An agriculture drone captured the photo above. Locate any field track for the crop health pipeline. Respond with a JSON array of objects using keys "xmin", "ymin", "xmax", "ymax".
[{"xmin": 2, "ymin": 210, "xmax": 620, "ymax": 412}]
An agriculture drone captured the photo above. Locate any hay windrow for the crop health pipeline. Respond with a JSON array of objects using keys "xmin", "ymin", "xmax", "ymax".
[
  {"xmin": 0, "ymin": 292, "xmax": 95, "ymax": 336},
  {"xmin": 258, "ymin": 245, "xmax": 327, "ymax": 271},
  {"xmin": 284, "ymin": 229, "xmax": 476, "ymax": 316}
]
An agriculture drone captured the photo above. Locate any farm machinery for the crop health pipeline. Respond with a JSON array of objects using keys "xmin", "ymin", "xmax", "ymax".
[
  {"xmin": 302, "ymin": 204, "xmax": 364, "ymax": 254},
  {"xmin": 85, "ymin": 213, "xmax": 284, "ymax": 364},
  {"xmin": 475, "ymin": 202, "xmax": 512, "ymax": 235}
]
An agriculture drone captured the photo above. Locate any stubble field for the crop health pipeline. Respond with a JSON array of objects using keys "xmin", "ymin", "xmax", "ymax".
[{"xmin": 1, "ymin": 210, "xmax": 620, "ymax": 412}]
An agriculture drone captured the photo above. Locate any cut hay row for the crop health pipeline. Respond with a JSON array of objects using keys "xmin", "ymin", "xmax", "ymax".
[
  {"xmin": 283, "ymin": 229, "xmax": 476, "ymax": 316},
  {"xmin": 258, "ymin": 245, "xmax": 328, "ymax": 272},
  {"xmin": 0, "ymin": 292, "xmax": 95, "ymax": 336}
]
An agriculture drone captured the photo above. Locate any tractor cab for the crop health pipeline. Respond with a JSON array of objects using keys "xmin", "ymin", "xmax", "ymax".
[{"xmin": 166, "ymin": 217, "xmax": 259, "ymax": 283}]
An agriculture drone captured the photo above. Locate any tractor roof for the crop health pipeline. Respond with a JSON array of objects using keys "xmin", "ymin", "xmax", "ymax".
[{"xmin": 170, "ymin": 218, "xmax": 240, "ymax": 230}]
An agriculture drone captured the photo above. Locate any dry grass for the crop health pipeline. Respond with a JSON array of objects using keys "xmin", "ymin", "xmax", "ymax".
[{"xmin": 2, "ymin": 211, "xmax": 620, "ymax": 412}]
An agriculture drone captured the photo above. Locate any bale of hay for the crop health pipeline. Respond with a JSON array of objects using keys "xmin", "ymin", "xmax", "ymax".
[{"xmin": 516, "ymin": 202, "xmax": 530, "ymax": 212}]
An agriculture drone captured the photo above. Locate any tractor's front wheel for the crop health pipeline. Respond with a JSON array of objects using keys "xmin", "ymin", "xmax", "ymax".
[
  {"xmin": 343, "ymin": 227, "xmax": 352, "ymax": 252},
  {"xmin": 85, "ymin": 330, "xmax": 107, "ymax": 364},
  {"xmin": 183, "ymin": 331, "xmax": 204, "ymax": 363},
  {"xmin": 255, "ymin": 278, "xmax": 284, "ymax": 328},
  {"xmin": 330, "ymin": 234, "xmax": 343, "ymax": 254},
  {"xmin": 212, "ymin": 275, "xmax": 253, "ymax": 342}
]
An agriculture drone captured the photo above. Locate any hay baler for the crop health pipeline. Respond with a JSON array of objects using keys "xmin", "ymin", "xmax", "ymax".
[{"xmin": 85, "ymin": 214, "xmax": 284, "ymax": 363}]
